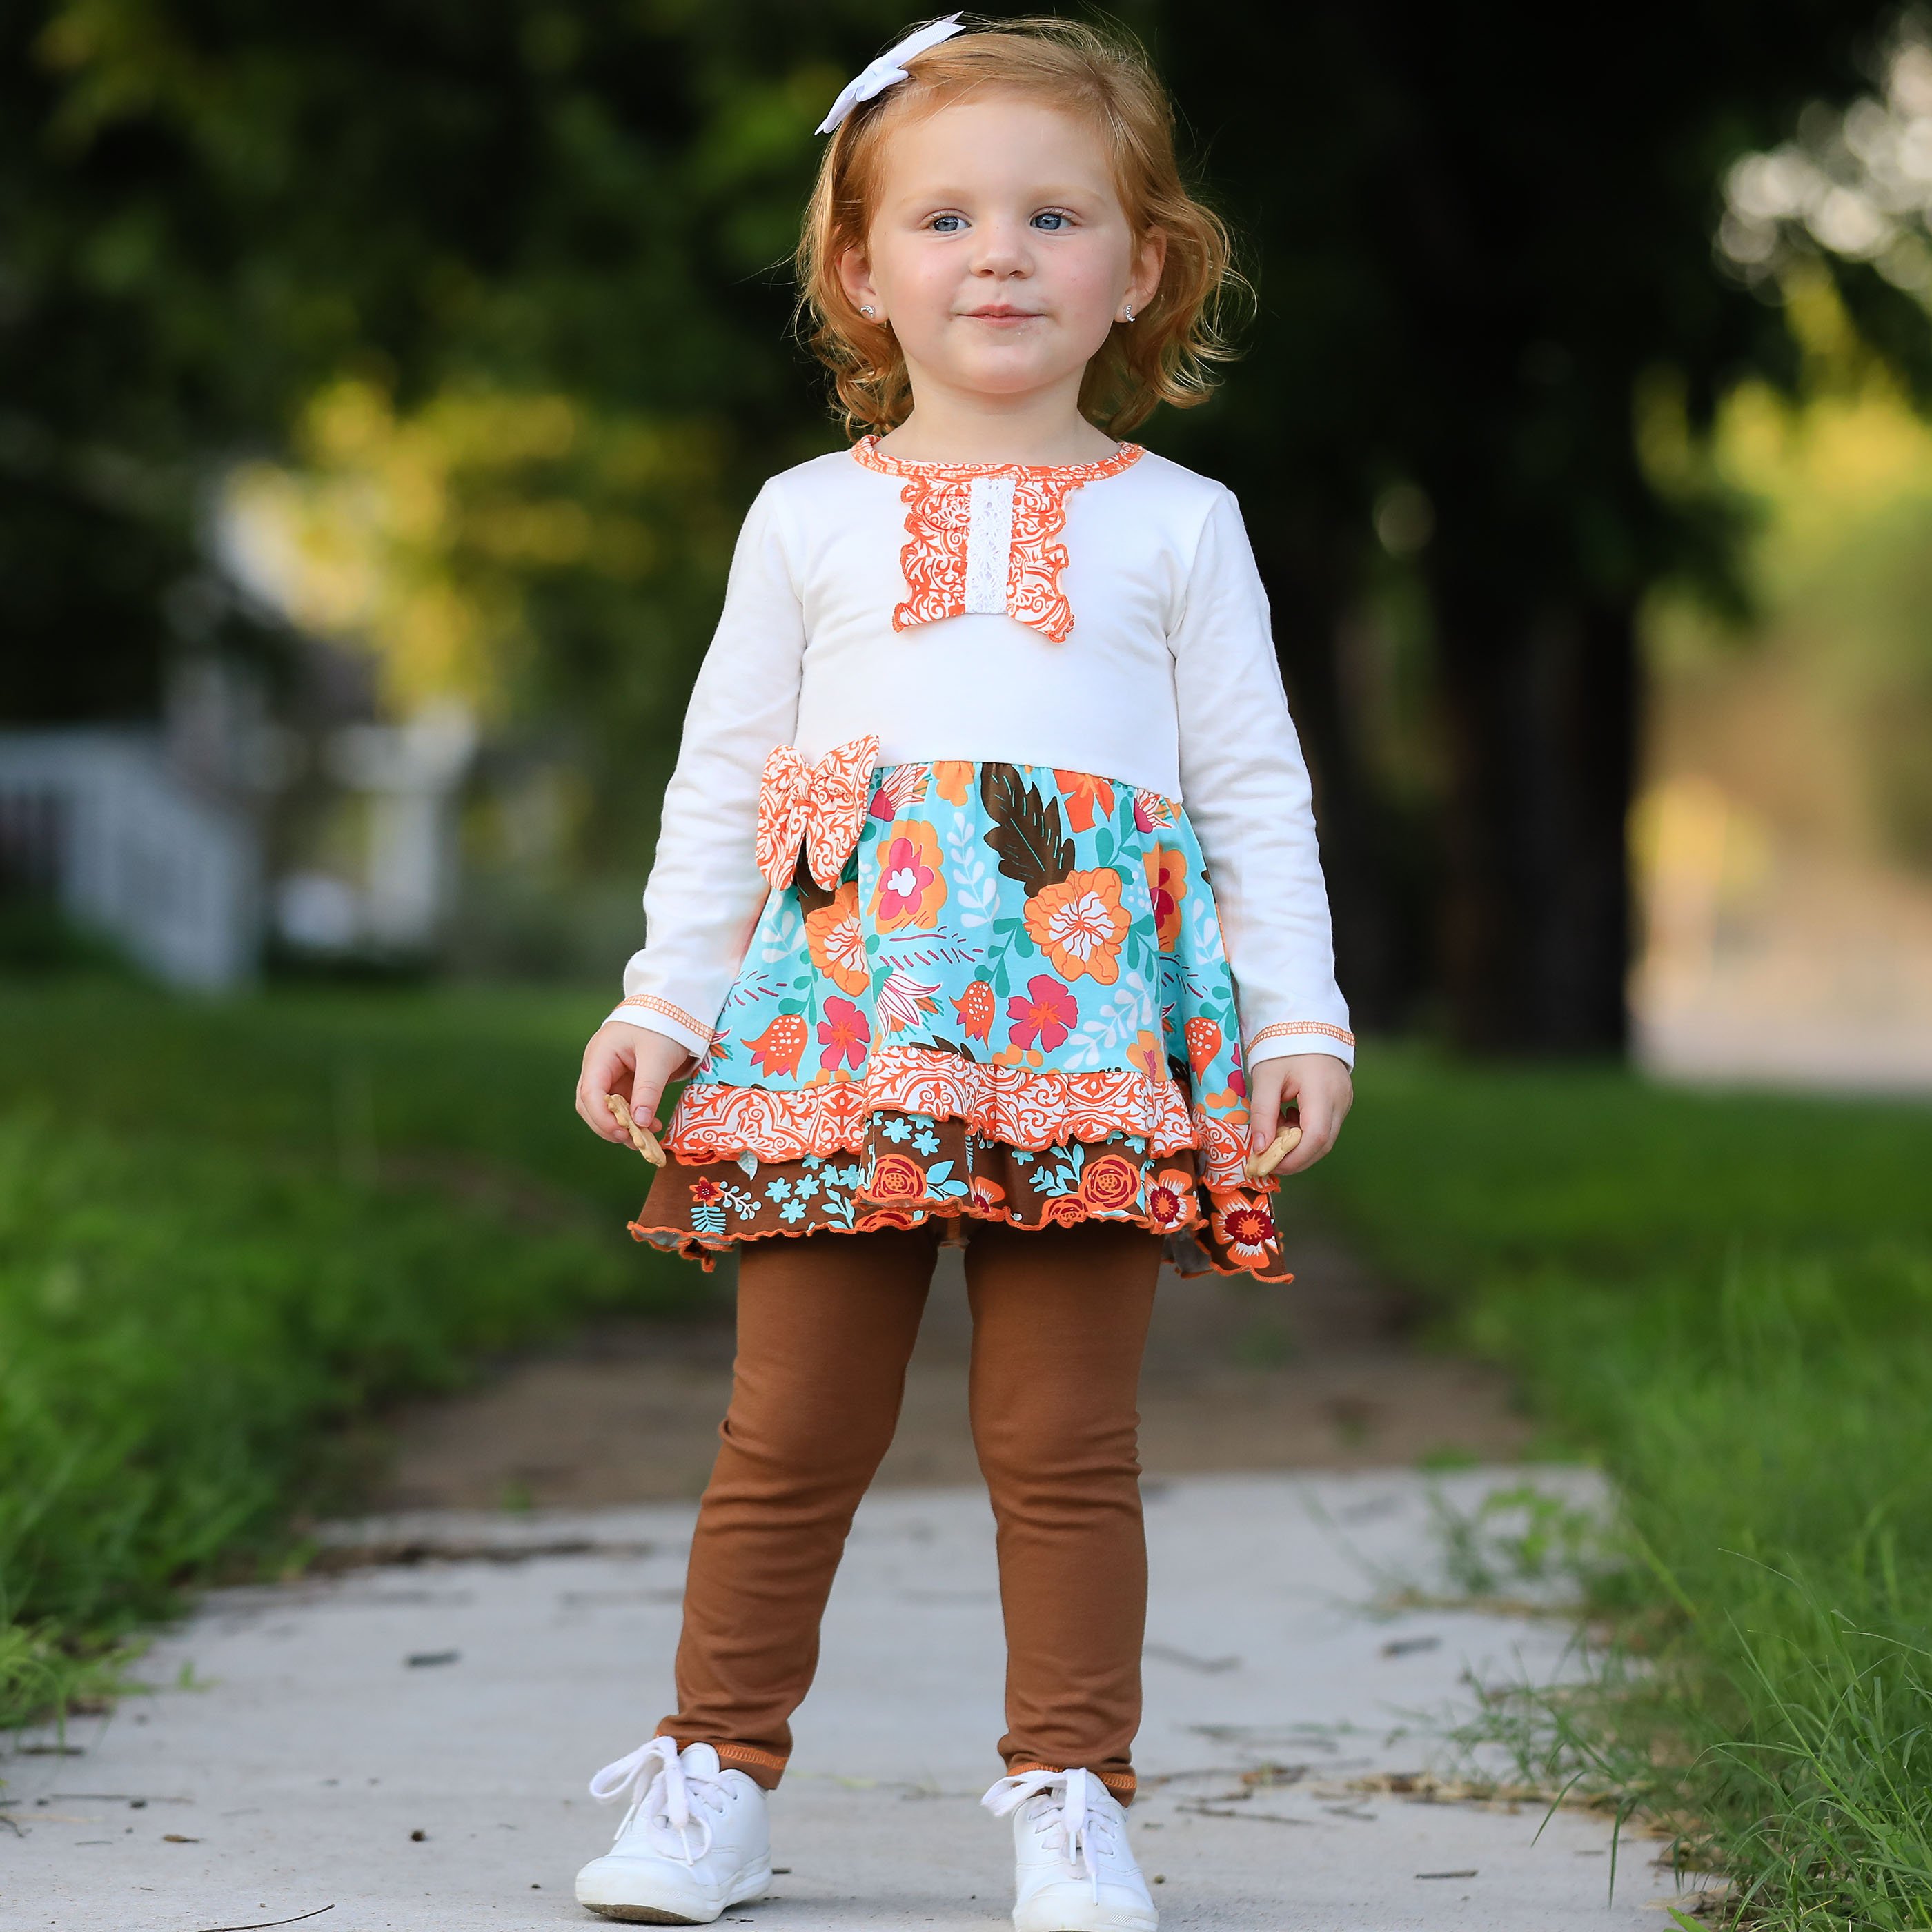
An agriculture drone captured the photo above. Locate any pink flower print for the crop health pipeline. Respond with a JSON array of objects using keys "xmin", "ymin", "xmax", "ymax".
[
  {"xmin": 1006, "ymin": 974, "xmax": 1078, "ymax": 1054},
  {"xmin": 869, "ymin": 820, "xmax": 947, "ymax": 931},
  {"xmin": 817, "ymin": 996, "xmax": 871, "ymax": 1072}
]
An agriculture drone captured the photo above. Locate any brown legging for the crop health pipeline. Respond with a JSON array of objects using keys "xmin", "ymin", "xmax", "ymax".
[{"xmin": 656, "ymin": 1217, "xmax": 1162, "ymax": 1801}]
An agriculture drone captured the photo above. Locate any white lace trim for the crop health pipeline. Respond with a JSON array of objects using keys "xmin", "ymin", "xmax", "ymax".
[{"xmin": 963, "ymin": 474, "xmax": 1016, "ymax": 616}]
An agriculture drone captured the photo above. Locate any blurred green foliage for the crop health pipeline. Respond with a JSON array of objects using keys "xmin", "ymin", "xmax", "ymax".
[
  {"xmin": 1647, "ymin": 286, "xmax": 1932, "ymax": 871},
  {"xmin": 0, "ymin": 0, "xmax": 903, "ymax": 844},
  {"xmin": 1121, "ymin": 4, "xmax": 1926, "ymax": 1045}
]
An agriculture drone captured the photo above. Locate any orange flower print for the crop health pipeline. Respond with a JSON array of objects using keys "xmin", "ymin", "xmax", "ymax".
[
  {"xmin": 805, "ymin": 881, "xmax": 870, "ymax": 995},
  {"xmin": 1023, "ymin": 868, "xmax": 1129, "ymax": 984},
  {"xmin": 1143, "ymin": 845, "xmax": 1189, "ymax": 952},
  {"xmin": 1054, "ymin": 769, "xmax": 1116, "ymax": 833},
  {"xmin": 1184, "ymin": 1016, "xmax": 1222, "ymax": 1078},
  {"xmin": 876, "ymin": 967, "xmax": 941, "ymax": 1034},
  {"xmin": 969, "ymin": 1172, "xmax": 1007, "ymax": 1212},
  {"xmin": 932, "ymin": 760, "xmax": 973, "ymax": 805},
  {"xmin": 1127, "ymin": 1029, "xmax": 1166, "ymax": 1083},
  {"xmin": 871, "ymin": 820, "xmax": 947, "ymax": 931},
  {"xmin": 1043, "ymin": 1195, "xmax": 1089, "ymax": 1228},
  {"xmin": 745, "ymin": 1013, "xmax": 807, "ymax": 1078},
  {"xmin": 868, "ymin": 1151, "xmax": 928, "ymax": 1201},
  {"xmin": 1078, "ymin": 1154, "xmax": 1141, "ymax": 1214},
  {"xmin": 689, "ymin": 1176, "xmax": 724, "ymax": 1207},
  {"xmin": 1007, "ymin": 974, "xmax": 1078, "ymax": 1053},
  {"xmin": 953, "ymin": 980, "xmax": 994, "ymax": 1042},
  {"xmin": 1146, "ymin": 1167, "xmax": 1196, "ymax": 1231},
  {"xmin": 817, "ymin": 996, "xmax": 870, "ymax": 1073},
  {"xmin": 1213, "ymin": 1194, "xmax": 1279, "ymax": 1269}
]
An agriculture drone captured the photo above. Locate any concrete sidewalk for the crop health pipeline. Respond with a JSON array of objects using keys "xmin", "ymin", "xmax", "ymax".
[{"xmin": 6, "ymin": 1470, "xmax": 1708, "ymax": 1930}]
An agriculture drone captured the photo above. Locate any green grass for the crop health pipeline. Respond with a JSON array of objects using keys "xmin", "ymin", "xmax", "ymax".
[
  {"xmin": 1294, "ymin": 1047, "xmax": 1932, "ymax": 1928},
  {"xmin": 0, "ymin": 980, "xmax": 699, "ymax": 1731}
]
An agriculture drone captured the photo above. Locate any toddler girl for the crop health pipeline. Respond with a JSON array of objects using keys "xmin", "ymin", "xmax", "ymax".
[{"xmin": 570, "ymin": 15, "xmax": 1352, "ymax": 1929}]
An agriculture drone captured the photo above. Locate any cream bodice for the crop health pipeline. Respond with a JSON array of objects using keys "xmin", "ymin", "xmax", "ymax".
[{"xmin": 607, "ymin": 439, "xmax": 1354, "ymax": 1071}]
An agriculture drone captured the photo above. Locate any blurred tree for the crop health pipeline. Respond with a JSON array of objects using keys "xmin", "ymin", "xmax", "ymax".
[
  {"xmin": 1147, "ymin": 1, "xmax": 1928, "ymax": 1051},
  {"xmin": 1, "ymin": 0, "xmax": 889, "ymax": 843},
  {"xmin": 6, "ymin": 1, "xmax": 1928, "ymax": 1045}
]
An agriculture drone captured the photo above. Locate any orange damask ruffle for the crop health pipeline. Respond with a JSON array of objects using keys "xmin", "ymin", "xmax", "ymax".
[
  {"xmin": 849, "ymin": 435, "xmax": 1145, "ymax": 645},
  {"xmin": 664, "ymin": 1043, "xmax": 1251, "ymax": 1187}
]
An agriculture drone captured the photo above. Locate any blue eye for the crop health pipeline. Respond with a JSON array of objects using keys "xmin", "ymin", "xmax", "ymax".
[
  {"xmin": 930, "ymin": 213, "xmax": 965, "ymax": 233},
  {"xmin": 1032, "ymin": 210, "xmax": 1072, "ymax": 230}
]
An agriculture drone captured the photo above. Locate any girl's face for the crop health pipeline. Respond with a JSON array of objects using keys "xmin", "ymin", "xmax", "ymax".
[{"xmin": 839, "ymin": 95, "xmax": 1165, "ymax": 413}]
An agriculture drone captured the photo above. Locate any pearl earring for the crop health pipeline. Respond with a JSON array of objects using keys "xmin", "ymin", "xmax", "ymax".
[
  {"xmin": 860, "ymin": 304, "xmax": 877, "ymax": 317},
  {"xmin": 1122, "ymin": 302, "xmax": 1136, "ymax": 323}
]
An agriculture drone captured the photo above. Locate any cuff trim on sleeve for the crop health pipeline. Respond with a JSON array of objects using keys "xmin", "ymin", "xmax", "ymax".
[
  {"xmin": 619, "ymin": 994, "xmax": 715, "ymax": 1045},
  {"xmin": 1250, "ymin": 1021, "xmax": 1355, "ymax": 1051}
]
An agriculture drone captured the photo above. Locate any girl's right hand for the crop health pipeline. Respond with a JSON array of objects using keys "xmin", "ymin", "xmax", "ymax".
[{"xmin": 575, "ymin": 1023, "xmax": 693, "ymax": 1145}]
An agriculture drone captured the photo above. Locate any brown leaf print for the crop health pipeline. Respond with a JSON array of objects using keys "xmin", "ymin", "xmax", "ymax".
[{"xmin": 980, "ymin": 763, "xmax": 1074, "ymax": 896}]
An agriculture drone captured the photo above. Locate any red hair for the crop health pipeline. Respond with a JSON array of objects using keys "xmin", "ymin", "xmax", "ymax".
[{"xmin": 793, "ymin": 14, "xmax": 1249, "ymax": 437}]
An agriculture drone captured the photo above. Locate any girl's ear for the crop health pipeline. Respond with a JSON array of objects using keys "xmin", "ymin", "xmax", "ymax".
[
  {"xmin": 837, "ymin": 243, "xmax": 883, "ymax": 321},
  {"xmin": 1130, "ymin": 226, "xmax": 1167, "ymax": 315}
]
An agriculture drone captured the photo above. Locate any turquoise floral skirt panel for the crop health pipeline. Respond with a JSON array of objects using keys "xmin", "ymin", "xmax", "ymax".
[{"xmin": 631, "ymin": 760, "xmax": 1288, "ymax": 1279}]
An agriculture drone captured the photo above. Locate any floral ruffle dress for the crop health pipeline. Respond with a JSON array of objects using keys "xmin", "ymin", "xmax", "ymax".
[{"xmin": 613, "ymin": 435, "xmax": 1354, "ymax": 1281}]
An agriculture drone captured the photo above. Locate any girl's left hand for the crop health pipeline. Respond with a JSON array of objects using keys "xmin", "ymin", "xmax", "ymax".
[{"xmin": 1245, "ymin": 1052, "xmax": 1354, "ymax": 1179}]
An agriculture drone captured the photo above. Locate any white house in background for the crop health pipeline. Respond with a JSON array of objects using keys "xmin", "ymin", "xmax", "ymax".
[
  {"xmin": 271, "ymin": 698, "xmax": 477, "ymax": 958},
  {"xmin": 0, "ymin": 676, "xmax": 477, "ymax": 987},
  {"xmin": 319, "ymin": 698, "xmax": 477, "ymax": 953},
  {"xmin": 0, "ymin": 727, "xmax": 259, "ymax": 989}
]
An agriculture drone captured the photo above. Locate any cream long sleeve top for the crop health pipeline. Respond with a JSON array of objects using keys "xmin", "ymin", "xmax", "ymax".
[{"xmin": 605, "ymin": 436, "xmax": 1354, "ymax": 1072}]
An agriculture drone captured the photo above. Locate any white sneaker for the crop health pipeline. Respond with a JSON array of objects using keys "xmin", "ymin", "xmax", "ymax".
[
  {"xmin": 575, "ymin": 1737, "xmax": 773, "ymax": 1924},
  {"xmin": 982, "ymin": 1767, "xmax": 1158, "ymax": 1932}
]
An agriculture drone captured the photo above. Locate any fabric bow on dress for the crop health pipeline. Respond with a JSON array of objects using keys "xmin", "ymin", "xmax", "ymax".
[{"xmin": 754, "ymin": 734, "xmax": 880, "ymax": 892}]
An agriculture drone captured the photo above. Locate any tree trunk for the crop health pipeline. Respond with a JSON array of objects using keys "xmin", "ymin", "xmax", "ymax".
[
  {"xmin": 1430, "ymin": 583, "xmax": 1638, "ymax": 1054},
  {"xmin": 1248, "ymin": 519, "xmax": 1428, "ymax": 1034}
]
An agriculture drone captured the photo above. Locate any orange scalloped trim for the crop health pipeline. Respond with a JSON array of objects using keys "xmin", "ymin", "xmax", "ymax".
[{"xmin": 629, "ymin": 1184, "xmax": 1291, "ymax": 1283}]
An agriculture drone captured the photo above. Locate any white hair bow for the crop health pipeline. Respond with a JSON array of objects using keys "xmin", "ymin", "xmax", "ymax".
[{"xmin": 815, "ymin": 14, "xmax": 967, "ymax": 135}]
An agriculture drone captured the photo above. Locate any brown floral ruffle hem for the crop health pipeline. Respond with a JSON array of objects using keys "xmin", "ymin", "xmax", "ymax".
[{"xmin": 626, "ymin": 1114, "xmax": 1290, "ymax": 1281}]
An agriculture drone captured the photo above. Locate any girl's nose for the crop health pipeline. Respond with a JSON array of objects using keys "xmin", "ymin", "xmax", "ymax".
[{"xmin": 968, "ymin": 221, "xmax": 1032, "ymax": 277}]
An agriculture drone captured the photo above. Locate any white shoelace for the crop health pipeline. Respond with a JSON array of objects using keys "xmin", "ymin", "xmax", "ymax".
[
  {"xmin": 982, "ymin": 1766, "xmax": 1118, "ymax": 1903},
  {"xmin": 589, "ymin": 1737, "xmax": 729, "ymax": 1867}
]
